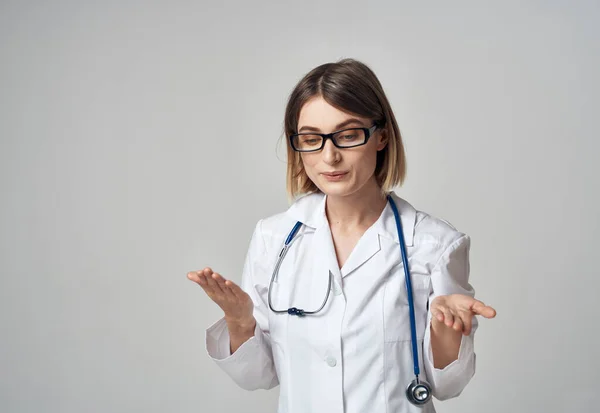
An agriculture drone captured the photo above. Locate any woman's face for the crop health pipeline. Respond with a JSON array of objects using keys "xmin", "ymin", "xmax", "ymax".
[{"xmin": 296, "ymin": 96, "xmax": 387, "ymax": 198}]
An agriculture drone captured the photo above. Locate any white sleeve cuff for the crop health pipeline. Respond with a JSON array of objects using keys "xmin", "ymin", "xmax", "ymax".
[
  {"xmin": 423, "ymin": 311, "xmax": 477, "ymax": 400},
  {"xmin": 205, "ymin": 316, "xmax": 263, "ymax": 362}
]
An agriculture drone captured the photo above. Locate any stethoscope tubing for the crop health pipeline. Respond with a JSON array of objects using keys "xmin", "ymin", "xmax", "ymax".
[
  {"xmin": 266, "ymin": 195, "xmax": 429, "ymax": 403},
  {"xmin": 388, "ymin": 195, "xmax": 422, "ymax": 379}
]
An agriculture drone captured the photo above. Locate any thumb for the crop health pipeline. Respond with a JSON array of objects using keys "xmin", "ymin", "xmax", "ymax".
[{"xmin": 471, "ymin": 300, "xmax": 497, "ymax": 318}]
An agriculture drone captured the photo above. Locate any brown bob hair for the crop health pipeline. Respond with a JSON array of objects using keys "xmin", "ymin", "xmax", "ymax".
[{"xmin": 283, "ymin": 58, "xmax": 407, "ymax": 201}]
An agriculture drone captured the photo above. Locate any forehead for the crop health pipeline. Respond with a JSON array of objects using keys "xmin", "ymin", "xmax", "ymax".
[{"xmin": 297, "ymin": 96, "xmax": 368, "ymax": 131}]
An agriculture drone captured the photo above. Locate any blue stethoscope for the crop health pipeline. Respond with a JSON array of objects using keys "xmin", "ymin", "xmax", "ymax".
[{"xmin": 267, "ymin": 194, "xmax": 432, "ymax": 406}]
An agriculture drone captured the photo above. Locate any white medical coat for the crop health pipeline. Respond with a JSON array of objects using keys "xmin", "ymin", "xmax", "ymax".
[{"xmin": 205, "ymin": 192, "xmax": 478, "ymax": 413}]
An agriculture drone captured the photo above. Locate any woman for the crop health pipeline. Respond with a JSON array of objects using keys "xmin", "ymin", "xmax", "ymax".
[{"xmin": 187, "ymin": 58, "xmax": 496, "ymax": 413}]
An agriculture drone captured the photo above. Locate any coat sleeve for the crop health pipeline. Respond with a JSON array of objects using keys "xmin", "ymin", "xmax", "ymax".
[
  {"xmin": 422, "ymin": 234, "xmax": 478, "ymax": 400},
  {"xmin": 205, "ymin": 219, "xmax": 279, "ymax": 390}
]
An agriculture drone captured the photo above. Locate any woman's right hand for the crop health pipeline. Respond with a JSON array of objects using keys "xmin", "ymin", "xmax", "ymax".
[{"xmin": 187, "ymin": 267, "xmax": 255, "ymax": 327}]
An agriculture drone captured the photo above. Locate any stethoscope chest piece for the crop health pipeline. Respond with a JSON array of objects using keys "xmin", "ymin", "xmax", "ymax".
[{"xmin": 406, "ymin": 379, "xmax": 432, "ymax": 406}]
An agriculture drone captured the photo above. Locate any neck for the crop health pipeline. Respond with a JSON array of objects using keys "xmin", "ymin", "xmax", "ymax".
[{"xmin": 325, "ymin": 180, "xmax": 388, "ymax": 230}]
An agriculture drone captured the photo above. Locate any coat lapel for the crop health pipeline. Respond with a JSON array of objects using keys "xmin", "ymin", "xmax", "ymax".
[
  {"xmin": 284, "ymin": 191, "xmax": 417, "ymax": 281},
  {"xmin": 339, "ymin": 192, "xmax": 416, "ymax": 278},
  {"xmin": 339, "ymin": 226, "xmax": 381, "ymax": 278},
  {"xmin": 315, "ymin": 222, "xmax": 343, "ymax": 286}
]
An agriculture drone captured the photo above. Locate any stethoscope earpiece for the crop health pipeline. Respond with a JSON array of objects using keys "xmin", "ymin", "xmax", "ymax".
[{"xmin": 406, "ymin": 379, "xmax": 432, "ymax": 406}]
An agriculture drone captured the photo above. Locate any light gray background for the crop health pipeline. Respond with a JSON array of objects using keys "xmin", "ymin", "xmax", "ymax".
[{"xmin": 1, "ymin": 1, "xmax": 598, "ymax": 412}]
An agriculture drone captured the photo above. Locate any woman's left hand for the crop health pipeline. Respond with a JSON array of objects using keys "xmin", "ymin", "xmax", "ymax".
[{"xmin": 430, "ymin": 294, "xmax": 497, "ymax": 336}]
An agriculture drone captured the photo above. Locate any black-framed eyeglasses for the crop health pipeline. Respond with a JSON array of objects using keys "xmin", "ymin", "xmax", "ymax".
[{"xmin": 289, "ymin": 124, "xmax": 378, "ymax": 152}]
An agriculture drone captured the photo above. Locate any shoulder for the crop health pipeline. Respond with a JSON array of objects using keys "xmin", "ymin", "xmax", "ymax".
[
  {"xmin": 400, "ymin": 200, "xmax": 471, "ymax": 272},
  {"xmin": 408, "ymin": 201, "xmax": 470, "ymax": 257}
]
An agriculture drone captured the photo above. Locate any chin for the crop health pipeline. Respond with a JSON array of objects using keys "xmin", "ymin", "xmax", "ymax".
[{"xmin": 317, "ymin": 181, "xmax": 358, "ymax": 198}]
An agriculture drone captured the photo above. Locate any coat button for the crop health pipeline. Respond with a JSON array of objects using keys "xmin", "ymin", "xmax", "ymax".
[{"xmin": 325, "ymin": 356, "xmax": 337, "ymax": 367}]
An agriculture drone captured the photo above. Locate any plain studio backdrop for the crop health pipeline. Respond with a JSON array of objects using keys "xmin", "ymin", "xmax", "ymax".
[{"xmin": 1, "ymin": 1, "xmax": 598, "ymax": 412}]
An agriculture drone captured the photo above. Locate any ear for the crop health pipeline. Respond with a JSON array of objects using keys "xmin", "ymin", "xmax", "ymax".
[{"xmin": 376, "ymin": 128, "xmax": 388, "ymax": 151}]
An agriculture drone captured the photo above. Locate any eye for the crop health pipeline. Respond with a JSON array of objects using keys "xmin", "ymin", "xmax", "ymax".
[
  {"xmin": 300, "ymin": 135, "xmax": 321, "ymax": 146},
  {"xmin": 336, "ymin": 131, "xmax": 361, "ymax": 142}
]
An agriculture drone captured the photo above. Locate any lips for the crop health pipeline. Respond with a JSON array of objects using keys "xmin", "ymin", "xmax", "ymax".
[{"xmin": 322, "ymin": 171, "xmax": 348, "ymax": 176}]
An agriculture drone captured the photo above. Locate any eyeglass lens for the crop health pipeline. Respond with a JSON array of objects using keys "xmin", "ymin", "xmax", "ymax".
[{"xmin": 293, "ymin": 128, "xmax": 366, "ymax": 151}]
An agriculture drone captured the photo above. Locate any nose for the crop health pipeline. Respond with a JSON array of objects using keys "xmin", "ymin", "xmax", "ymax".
[{"xmin": 321, "ymin": 138, "xmax": 341, "ymax": 165}]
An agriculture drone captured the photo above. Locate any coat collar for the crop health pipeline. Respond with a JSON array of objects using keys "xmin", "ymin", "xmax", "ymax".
[{"xmin": 285, "ymin": 191, "xmax": 416, "ymax": 247}]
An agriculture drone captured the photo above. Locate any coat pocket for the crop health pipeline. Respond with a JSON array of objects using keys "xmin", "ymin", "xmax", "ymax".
[{"xmin": 382, "ymin": 265, "xmax": 431, "ymax": 343}]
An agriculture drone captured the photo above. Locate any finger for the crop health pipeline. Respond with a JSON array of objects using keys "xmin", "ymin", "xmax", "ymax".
[
  {"xmin": 439, "ymin": 306, "xmax": 454, "ymax": 327},
  {"xmin": 187, "ymin": 270, "xmax": 210, "ymax": 288},
  {"xmin": 430, "ymin": 306, "xmax": 445, "ymax": 323},
  {"xmin": 224, "ymin": 279, "xmax": 245, "ymax": 299},
  {"xmin": 205, "ymin": 271, "xmax": 225, "ymax": 295},
  {"xmin": 460, "ymin": 311, "xmax": 473, "ymax": 336},
  {"xmin": 472, "ymin": 300, "xmax": 497, "ymax": 318},
  {"xmin": 187, "ymin": 271, "xmax": 201, "ymax": 284},
  {"xmin": 188, "ymin": 271, "xmax": 222, "ymax": 302},
  {"xmin": 452, "ymin": 313, "xmax": 463, "ymax": 332},
  {"xmin": 212, "ymin": 273, "xmax": 235, "ymax": 298},
  {"xmin": 197, "ymin": 271, "xmax": 216, "ymax": 292},
  {"xmin": 189, "ymin": 267, "xmax": 213, "ymax": 285}
]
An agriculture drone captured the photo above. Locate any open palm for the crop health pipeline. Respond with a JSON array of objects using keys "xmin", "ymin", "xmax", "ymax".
[{"xmin": 430, "ymin": 294, "xmax": 496, "ymax": 336}]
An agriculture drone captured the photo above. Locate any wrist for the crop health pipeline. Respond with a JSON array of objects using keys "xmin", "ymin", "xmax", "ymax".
[{"xmin": 225, "ymin": 315, "xmax": 256, "ymax": 332}]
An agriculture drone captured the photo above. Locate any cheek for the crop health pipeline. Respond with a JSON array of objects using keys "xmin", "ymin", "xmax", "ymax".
[
  {"xmin": 351, "ymin": 150, "xmax": 378, "ymax": 175},
  {"xmin": 300, "ymin": 154, "xmax": 319, "ymax": 174}
]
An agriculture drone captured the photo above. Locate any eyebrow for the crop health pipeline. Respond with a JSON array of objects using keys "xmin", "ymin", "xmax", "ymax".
[{"xmin": 298, "ymin": 118, "xmax": 365, "ymax": 133}]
